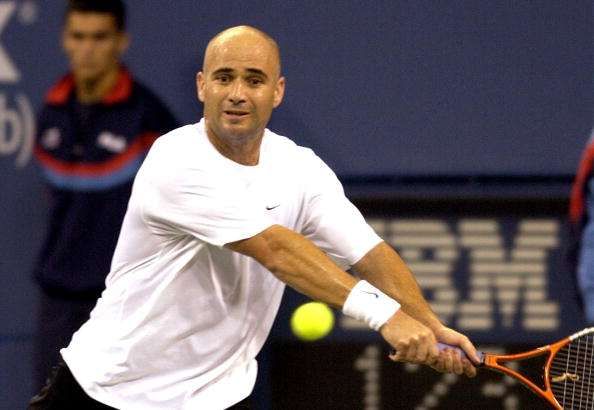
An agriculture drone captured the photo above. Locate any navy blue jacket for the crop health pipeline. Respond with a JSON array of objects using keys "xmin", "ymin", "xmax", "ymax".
[{"xmin": 33, "ymin": 68, "xmax": 177, "ymax": 296}]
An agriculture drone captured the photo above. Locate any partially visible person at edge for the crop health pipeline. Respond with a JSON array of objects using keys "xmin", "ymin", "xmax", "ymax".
[
  {"xmin": 31, "ymin": 0, "xmax": 177, "ymax": 392},
  {"xmin": 569, "ymin": 128, "xmax": 594, "ymax": 324},
  {"xmin": 30, "ymin": 25, "xmax": 478, "ymax": 410}
]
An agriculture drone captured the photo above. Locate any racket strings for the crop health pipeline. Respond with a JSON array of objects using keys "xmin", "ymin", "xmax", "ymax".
[{"xmin": 550, "ymin": 334, "xmax": 594, "ymax": 409}]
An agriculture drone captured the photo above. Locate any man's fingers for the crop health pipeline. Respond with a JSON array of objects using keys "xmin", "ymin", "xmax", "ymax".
[
  {"xmin": 430, "ymin": 355, "xmax": 447, "ymax": 373},
  {"xmin": 381, "ymin": 312, "xmax": 478, "ymax": 375},
  {"xmin": 441, "ymin": 350, "xmax": 454, "ymax": 373},
  {"xmin": 389, "ymin": 338, "xmax": 437, "ymax": 364},
  {"xmin": 415, "ymin": 339, "xmax": 429, "ymax": 363},
  {"xmin": 390, "ymin": 345, "xmax": 477, "ymax": 378},
  {"xmin": 428, "ymin": 343, "xmax": 440, "ymax": 362},
  {"xmin": 459, "ymin": 338, "xmax": 481, "ymax": 365},
  {"xmin": 463, "ymin": 359, "xmax": 477, "ymax": 378},
  {"xmin": 392, "ymin": 342, "xmax": 418, "ymax": 362},
  {"xmin": 450, "ymin": 349, "xmax": 464, "ymax": 375},
  {"xmin": 441, "ymin": 348, "xmax": 476, "ymax": 376},
  {"xmin": 404, "ymin": 342, "xmax": 417, "ymax": 362}
]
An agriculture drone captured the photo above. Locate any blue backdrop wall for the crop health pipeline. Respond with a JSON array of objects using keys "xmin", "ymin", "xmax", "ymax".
[
  {"xmin": 0, "ymin": 1, "xmax": 592, "ymax": 408},
  {"xmin": 2, "ymin": 1, "xmax": 592, "ymax": 176}
]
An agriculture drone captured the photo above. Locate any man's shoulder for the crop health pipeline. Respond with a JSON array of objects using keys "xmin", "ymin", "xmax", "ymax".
[
  {"xmin": 152, "ymin": 123, "xmax": 197, "ymax": 148},
  {"xmin": 264, "ymin": 130, "xmax": 338, "ymax": 182},
  {"xmin": 139, "ymin": 124, "xmax": 198, "ymax": 174},
  {"xmin": 148, "ymin": 123, "xmax": 214, "ymax": 166},
  {"xmin": 264, "ymin": 129, "xmax": 316, "ymax": 159}
]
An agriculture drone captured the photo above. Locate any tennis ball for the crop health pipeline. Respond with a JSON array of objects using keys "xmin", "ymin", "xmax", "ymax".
[{"xmin": 290, "ymin": 301, "xmax": 335, "ymax": 341}]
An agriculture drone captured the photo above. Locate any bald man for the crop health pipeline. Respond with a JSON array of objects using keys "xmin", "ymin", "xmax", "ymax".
[{"xmin": 30, "ymin": 26, "xmax": 478, "ymax": 410}]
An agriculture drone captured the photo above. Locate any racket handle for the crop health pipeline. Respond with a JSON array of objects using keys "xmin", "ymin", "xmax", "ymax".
[
  {"xmin": 437, "ymin": 342, "xmax": 465, "ymax": 356},
  {"xmin": 390, "ymin": 342, "xmax": 484, "ymax": 364},
  {"xmin": 438, "ymin": 343, "xmax": 486, "ymax": 363}
]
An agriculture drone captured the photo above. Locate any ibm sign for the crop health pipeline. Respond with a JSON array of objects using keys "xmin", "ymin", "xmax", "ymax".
[
  {"xmin": 341, "ymin": 217, "xmax": 572, "ymax": 338},
  {"xmin": 274, "ymin": 212, "xmax": 572, "ymax": 409}
]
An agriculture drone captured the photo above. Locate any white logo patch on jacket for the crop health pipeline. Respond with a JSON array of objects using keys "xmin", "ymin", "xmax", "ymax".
[
  {"xmin": 42, "ymin": 127, "xmax": 61, "ymax": 149},
  {"xmin": 97, "ymin": 131, "xmax": 127, "ymax": 153}
]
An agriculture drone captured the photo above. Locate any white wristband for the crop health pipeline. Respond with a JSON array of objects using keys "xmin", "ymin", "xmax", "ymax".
[{"xmin": 342, "ymin": 280, "xmax": 401, "ymax": 331}]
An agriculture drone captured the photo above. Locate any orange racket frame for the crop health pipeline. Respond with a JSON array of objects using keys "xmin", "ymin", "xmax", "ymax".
[
  {"xmin": 480, "ymin": 336, "xmax": 569, "ymax": 409},
  {"xmin": 392, "ymin": 328, "xmax": 594, "ymax": 409}
]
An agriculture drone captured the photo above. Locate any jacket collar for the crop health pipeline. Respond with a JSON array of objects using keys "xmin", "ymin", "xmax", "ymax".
[{"xmin": 45, "ymin": 67, "xmax": 133, "ymax": 106}]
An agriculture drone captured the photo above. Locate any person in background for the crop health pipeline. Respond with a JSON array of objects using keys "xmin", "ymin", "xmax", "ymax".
[
  {"xmin": 569, "ymin": 130, "xmax": 594, "ymax": 324},
  {"xmin": 31, "ymin": 0, "xmax": 177, "ymax": 391}
]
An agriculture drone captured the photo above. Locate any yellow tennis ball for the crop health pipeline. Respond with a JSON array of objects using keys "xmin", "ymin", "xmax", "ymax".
[{"xmin": 290, "ymin": 301, "xmax": 335, "ymax": 341}]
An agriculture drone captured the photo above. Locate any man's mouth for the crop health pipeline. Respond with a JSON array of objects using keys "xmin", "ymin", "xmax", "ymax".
[{"xmin": 224, "ymin": 110, "xmax": 249, "ymax": 117}]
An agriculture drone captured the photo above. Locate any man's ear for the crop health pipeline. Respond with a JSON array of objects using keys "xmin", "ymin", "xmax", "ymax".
[
  {"xmin": 117, "ymin": 32, "xmax": 130, "ymax": 56},
  {"xmin": 273, "ymin": 76, "xmax": 285, "ymax": 108},
  {"xmin": 196, "ymin": 71, "xmax": 205, "ymax": 102}
]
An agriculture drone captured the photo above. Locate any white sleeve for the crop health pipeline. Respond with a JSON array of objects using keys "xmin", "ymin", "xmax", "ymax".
[
  {"xmin": 301, "ymin": 153, "xmax": 382, "ymax": 269},
  {"xmin": 139, "ymin": 159, "xmax": 274, "ymax": 247}
]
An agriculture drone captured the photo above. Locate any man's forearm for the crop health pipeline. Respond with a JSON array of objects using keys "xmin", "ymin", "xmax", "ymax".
[
  {"xmin": 353, "ymin": 241, "xmax": 442, "ymax": 331},
  {"xmin": 228, "ymin": 224, "xmax": 358, "ymax": 307}
]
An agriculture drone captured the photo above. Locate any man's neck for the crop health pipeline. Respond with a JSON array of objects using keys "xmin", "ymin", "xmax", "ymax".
[
  {"xmin": 205, "ymin": 126, "xmax": 263, "ymax": 166},
  {"xmin": 74, "ymin": 67, "xmax": 120, "ymax": 104}
]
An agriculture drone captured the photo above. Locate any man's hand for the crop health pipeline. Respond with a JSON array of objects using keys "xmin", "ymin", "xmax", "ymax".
[
  {"xmin": 380, "ymin": 310, "xmax": 440, "ymax": 365},
  {"xmin": 429, "ymin": 326, "xmax": 479, "ymax": 378},
  {"xmin": 381, "ymin": 311, "xmax": 478, "ymax": 378}
]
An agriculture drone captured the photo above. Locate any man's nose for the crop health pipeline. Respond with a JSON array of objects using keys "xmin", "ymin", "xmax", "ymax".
[
  {"xmin": 77, "ymin": 38, "xmax": 96, "ymax": 57},
  {"xmin": 228, "ymin": 80, "xmax": 246, "ymax": 104}
]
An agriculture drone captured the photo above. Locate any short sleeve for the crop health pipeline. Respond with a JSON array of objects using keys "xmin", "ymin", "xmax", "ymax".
[
  {"xmin": 139, "ymin": 147, "xmax": 274, "ymax": 247},
  {"xmin": 301, "ymin": 153, "xmax": 382, "ymax": 268}
]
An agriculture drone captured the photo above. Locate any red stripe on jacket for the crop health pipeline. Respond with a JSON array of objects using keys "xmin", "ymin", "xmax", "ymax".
[
  {"xmin": 570, "ymin": 141, "xmax": 594, "ymax": 224},
  {"xmin": 34, "ymin": 132, "xmax": 159, "ymax": 177},
  {"xmin": 45, "ymin": 68, "xmax": 133, "ymax": 106}
]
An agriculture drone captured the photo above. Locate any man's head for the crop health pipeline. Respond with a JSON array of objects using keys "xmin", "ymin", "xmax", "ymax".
[
  {"xmin": 197, "ymin": 26, "xmax": 285, "ymax": 144},
  {"xmin": 62, "ymin": 0, "xmax": 128, "ymax": 83}
]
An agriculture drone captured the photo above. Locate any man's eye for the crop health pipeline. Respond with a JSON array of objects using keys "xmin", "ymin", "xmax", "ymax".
[
  {"xmin": 217, "ymin": 75, "xmax": 231, "ymax": 83},
  {"xmin": 248, "ymin": 78, "xmax": 263, "ymax": 86}
]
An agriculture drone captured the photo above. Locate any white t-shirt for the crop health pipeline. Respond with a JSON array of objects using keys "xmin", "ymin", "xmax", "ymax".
[{"xmin": 61, "ymin": 119, "xmax": 382, "ymax": 410}]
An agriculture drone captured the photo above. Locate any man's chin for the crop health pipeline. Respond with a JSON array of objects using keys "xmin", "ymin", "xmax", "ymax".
[
  {"xmin": 73, "ymin": 66, "xmax": 107, "ymax": 82},
  {"xmin": 220, "ymin": 125, "xmax": 262, "ymax": 141},
  {"xmin": 222, "ymin": 120, "xmax": 253, "ymax": 132}
]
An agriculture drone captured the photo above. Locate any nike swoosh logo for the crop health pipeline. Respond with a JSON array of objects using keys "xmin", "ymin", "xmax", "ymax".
[
  {"xmin": 266, "ymin": 204, "xmax": 280, "ymax": 210},
  {"xmin": 361, "ymin": 290, "xmax": 379, "ymax": 299}
]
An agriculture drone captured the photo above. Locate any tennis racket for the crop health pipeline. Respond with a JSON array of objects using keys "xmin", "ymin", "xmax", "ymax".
[{"xmin": 393, "ymin": 327, "xmax": 594, "ymax": 409}]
